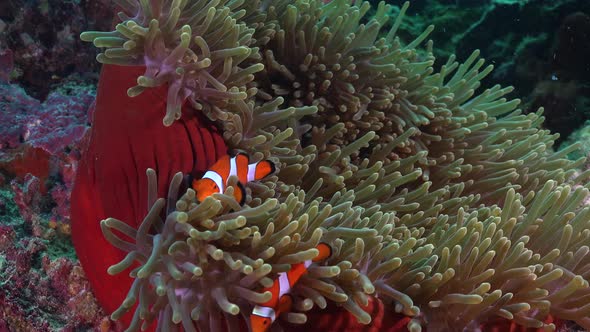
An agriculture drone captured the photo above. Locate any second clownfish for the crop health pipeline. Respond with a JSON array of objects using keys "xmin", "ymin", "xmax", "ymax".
[
  {"xmin": 250, "ymin": 243, "xmax": 333, "ymax": 332},
  {"xmin": 191, "ymin": 153, "xmax": 276, "ymax": 204}
]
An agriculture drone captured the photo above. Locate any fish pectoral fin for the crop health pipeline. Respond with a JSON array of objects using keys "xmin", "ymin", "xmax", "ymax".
[
  {"xmin": 236, "ymin": 181, "xmax": 247, "ymax": 205},
  {"xmin": 191, "ymin": 177, "xmax": 200, "ymax": 191}
]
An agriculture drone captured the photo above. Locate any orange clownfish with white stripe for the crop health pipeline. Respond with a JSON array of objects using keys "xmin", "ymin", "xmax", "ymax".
[
  {"xmin": 191, "ymin": 153, "xmax": 276, "ymax": 205},
  {"xmin": 250, "ymin": 243, "xmax": 333, "ymax": 332}
]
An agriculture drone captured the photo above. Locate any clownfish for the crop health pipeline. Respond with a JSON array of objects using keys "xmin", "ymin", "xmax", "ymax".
[
  {"xmin": 250, "ymin": 243, "xmax": 333, "ymax": 332},
  {"xmin": 191, "ymin": 153, "xmax": 275, "ymax": 205}
]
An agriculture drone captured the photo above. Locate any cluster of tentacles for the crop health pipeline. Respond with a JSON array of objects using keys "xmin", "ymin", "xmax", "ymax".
[{"xmin": 72, "ymin": 1, "xmax": 590, "ymax": 331}]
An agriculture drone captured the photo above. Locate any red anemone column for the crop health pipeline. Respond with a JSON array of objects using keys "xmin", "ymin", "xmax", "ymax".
[{"xmin": 70, "ymin": 64, "xmax": 227, "ymax": 327}]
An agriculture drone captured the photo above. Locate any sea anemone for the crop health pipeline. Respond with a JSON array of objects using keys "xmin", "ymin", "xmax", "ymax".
[
  {"xmin": 80, "ymin": 0, "xmax": 267, "ymax": 126},
  {"xmin": 75, "ymin": 0, "xmax": 590, "ymax": 331}
]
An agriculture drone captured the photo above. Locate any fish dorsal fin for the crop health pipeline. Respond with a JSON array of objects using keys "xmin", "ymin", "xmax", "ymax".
[{"xmin": 210, "ymin": 155, "xmax": 231, "ymax": 184}]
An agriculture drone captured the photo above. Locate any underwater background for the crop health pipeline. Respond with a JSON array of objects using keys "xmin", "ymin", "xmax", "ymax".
[{"xmin": 1, "ymin": 0, "xmax": 590, "ymax": 331}]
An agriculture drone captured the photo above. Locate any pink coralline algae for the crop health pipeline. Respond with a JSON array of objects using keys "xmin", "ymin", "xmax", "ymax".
[
  {"xmin": 0, "ymin": 49, "xmax": 14, "ymax": 82},
  {"xmin": 0, "ymin": 172, "xmax": 119, "ymax": 331},
  {"xmin": 0, "ymin": 45, "xmax": 106, "ymax": 325},
  {"xmin": 0, "ymin": 0, "xmax": 112, "ymax": 98},
  {"xmin": 0, "ymin": 83, "xmax": 92, "ymax": 153},
  {"xmin": 0, "ymin": 224, "xmax": 120, "ymax": 331},
  {"xmin": 10, "ymin": 174, "xmax": 44, "ymax": 237},
  {"xmin": 0, "ymin": 62, "xmax": 117, "ymax": 330},
  {"xmin": 0, "ymin": 82, "xmax": 94, "ymax": 226},
  {"xmin": 24, "ymin": 87, "xmax": 92, "ymax": 156}
]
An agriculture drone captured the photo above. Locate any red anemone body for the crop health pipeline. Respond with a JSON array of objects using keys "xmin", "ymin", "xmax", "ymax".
[{"xmin": 70, "ymin": 64, "xmax": 227, "ymax": 327}]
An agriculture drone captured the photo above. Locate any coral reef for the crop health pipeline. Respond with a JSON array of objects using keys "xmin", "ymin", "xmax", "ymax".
[
  {"xmin": 0, "ymin": 187, "xmax": 116, "ymax": 331},
  {"xmin": 0, "ymin": 81, "xmax": 94, "ymax": 227},
  {"xmin": 0, "ymin": 49, "xmax": 13, "ymax": 82},
  {"xmin": 527, "ymin": 80, "xmax": 590, "ymax": 144},
  {"xmin": 394, "ymin": 0, "xmax": 590, "ymax": 146},
  {"xmin": 0, "ymin": 0, "xmax": 113, "ymax": 98},
  {"xmin": 525, "ymin": 11, "xmax": 590, "ymax": 145},
  {"xmin": 0, "ymin": 67, "xmax": 103, "ymax": 331},
  {"xmin": 399, "ymin": 0, "xmax": 590, "ymax": 87},
  {"xmin": 562, "ymin": 121, "xmax": 590, "ymax": 170},
  {"xmin": 74, "ymin": 0, "xmax": 590, "ymax": 331}
]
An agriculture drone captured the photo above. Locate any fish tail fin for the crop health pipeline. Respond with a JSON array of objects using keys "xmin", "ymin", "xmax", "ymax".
[
  {"xmin": 254, "ymin": 160, "xmax": 276, "ymax": 180},
  {"xmin": 313, "ymin": 242, "xmax": 332, "ymax": 262}
]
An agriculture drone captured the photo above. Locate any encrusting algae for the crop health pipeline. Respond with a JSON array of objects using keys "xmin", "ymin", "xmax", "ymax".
[{"xmin": 78, "ymin": 0, "xmax": 590, "ymax": 331}]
